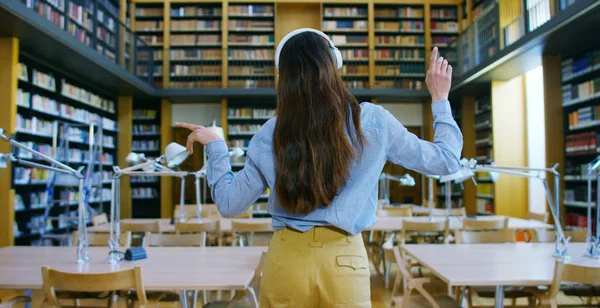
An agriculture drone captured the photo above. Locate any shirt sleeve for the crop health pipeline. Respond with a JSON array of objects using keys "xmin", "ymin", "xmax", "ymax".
[
  {"xmin": 385, "ymin": 99, "xmax": 463, "ymax": 175},
  {"xmin": 206, "ymin": 135, "xmax": 268, "ymax": 217}
]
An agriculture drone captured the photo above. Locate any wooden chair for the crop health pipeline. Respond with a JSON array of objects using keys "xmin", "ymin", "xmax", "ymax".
[
  {"xmin": 41, "ymin": 266, "xmax": 152, "ymax": 308},
  {"xmin": 143, "ymin": 232, "xmax": 205, "ymax": 247},
  {"xmin": 426, "ymin": 207, "xmax": 467, "ymax": 217},
  {"xmin": 527, "ymin": 211, "xmax": 549, "ymax": 223},
  {"xmin": 530, "ymin": 259, "xmax": 600, "ymax": 308},
  {"xmin": 72, "ymin": 231, "xmax": 132, "ymax": 248},
  {"xmin": 120, "ymin": 220, "xmax": 162, "ymax": 233},
  {"xmin": 91, "ymin": 213, "xmax": 108, "ymax": 226},
  {"xmin": 174, "ymin": 204, "xmax": 222, "ymax": 220},
  {"xmin": 390, "ymin": 246, "xmax": 459, "ymax": 308},
  {"xmin": 0, "ymin": 296, "xmax": 30, "ymax": 308},
  {"xmin": 454, "ymin": 229, "xmax": 516, "ymax": 244},
  {"xmin": 532, "ymin": 229, "xmax": 588, "ymax": 243},
  {"xmin": 401, "ymin": 219, "xmax": 450, "ymax": 245},
  {"xmin": 462, "ymin": 217, "xmax": 509, "ymax": 230},
  {"xmin": 231, "ymin": 220, "xmax": 272, "ymax": 247},
  {"xmin": 175, "ymin": 220, "xmax": 222, "ymax": 246},
  {"xmin": 378, "ymin": 206, "xmax": 413, "ymax": 217}
]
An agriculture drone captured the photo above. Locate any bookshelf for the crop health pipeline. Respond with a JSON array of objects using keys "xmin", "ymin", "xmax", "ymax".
[
  {"xmin": 14, "ymin": 55, "xmax": 117, "ymax": 246},
  {"xmin": 169, "ymin": 2, "xmax": 222, "ymax": 89},
  {"xmin": 227, "ymin": 3, "xmax": 275, "ymax": 88},
  {"xmin": 561, "ymin": 48, "xmax": 600, "ymax": 228},
  {"xmin": 473, "ymin": 92, "xmax": 494, "ymax": 215},
  {"xmin": 134, "ymin": 3, "xmax": 164, "ymax": 88},
  {"xmin": 430, "ymin": 5, "xmax": 459, "ymax": 69},
  {"xmin": 323, "ymin": 4, "xmax": 369, "ymax": 89},
  {"xmin": 373, "ymin": 4, "xmax": 425, "ymax": 90},
  {"xmin": 131, "ymin": 102, "xmax": 161, "ymax": 218}
]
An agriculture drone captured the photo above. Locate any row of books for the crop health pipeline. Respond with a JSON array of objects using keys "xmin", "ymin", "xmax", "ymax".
[
  {"xmin": 341, "ymin": 65, "xmax": 369, "ymax": 76},
  {"xmin": 227, "ymin": 108, "xmax": 275, "ymax": 119},
  {"xmin": 228, "ymin": 80, "xmax": 274, "ymax": 88},
  {"xmin": 31, "ymin": 94, "xmax": 58, "ymax": 115},
  {"xmin": 133, "ymin": 124, "xmax": 159, "ymax": 135},
  {"xmin": 430, "ymin": 21, "xmax": 459, "ymax": 32},
  {"xmin": 565, "ymin": 214, "xmax": 591, "ymax": 228},
  {"xmin": 14, "ymin": 192, "xmax": 48, "ymax": 211},
  {"xmin": 526, "ymin": 0, "xmax": 551, "ymax": 32},
  {"xmin": 64, "ymin": 126, "xmax": 115, "ymax": 147},
  {"xmin": 376, "ymin": 35, "xmax": 424, "ymax": 46},
  {"xmin": 432, "ymin": 36, "xmax": 456, "ymax": 46},
  {"xmin": 171, "ymin": 34, "xmax": 221, "ymax": 46},
  {"xmin": 229, "ymin": 124, "xmax": 261, "ymax": 134},
  {"xmin": 139, "ymin": 35, "xmax": 163, "ymax": 46},
  {"xmin": 97, "ymin": 8, "xmax": 116, "ymax": 31},
  {"xmin": 131, "ymin": 176, "xmax": 159, "ymax": 184},
  {"xmin": 228, "ymin": 49, "xmax": 273, "ymax": 60},
  {"xmin": 171, "ymin": 20, "xmax": 220, "ymax": 31},
  {"xmin": 137, "ymin": 64, "xmax": 163, "ymax": 77},
  {"xmin": 562, "ymin": 76, "xmax": 600, "ymax": 105},
  {"xmin": 31, "ymin": 2, "xmax": 65, "ymax": 29},
  {"xmin": 88, "ymin": 170, "xmax": 112, "ymax": 183},
  {"xmin": 373, "ymin": 79, "xmax": 424, "ymax": 90},
  {"xmin": 28, "ymin": 216, "xmax": 53, "ymax": 234},
  {"xmin": 229, "ymin": 20, "xmax": 273, "ymax": 31},
  {"xmin": 230, "ymin": 139, "xmax": 250, "ymax": 148},
  {"xmin": 229, "ymin": 65, "xmax": 274, "ymax": 76},
  {"xmin": 59, "ymin": 103, "xmax": 117, "ymax": 131},
  {"xmin": 16, "ymin": 142, "xmax": 52, "ymax": 160},
  {"xmin": 375, "ymin": 49, "xmax": 425, "ymax": 60},
  {"xmin": 171, "ymin": 7, "xmax": 221, "ymax": 17},
  {"xmin": 14, "ymin": 167, "xmax": 49, "ymax": 184},
  {"xmin": 561, "ymin": 49, "xmax": 600, "ymax": 82},
  {"xmin": 171, "ymin": 64, "xmax": 221, "ymax": 76},
  {"xmin": 96, "ymin": 27, "xmax": 116, "ymax": 49},
  {"xmin": 135, "ymin": 7, "xmax": 163, "ymax": 18},
  {"xmin": 374, "ymin": 7, "xmax": 424, "ymax": 18},
  {"xmin": 503, "ymin": 17, "xmax": 525, "ymax": 47},
  {"xmin": 169, "ymin": 81, "xmax": 221, "ymax": 89},
  {"xmin": 567, "ymin": 105, "xmax": 600, "ymax": 130},
  {"xmin": 171, "ymin": 49, "xmax": 221, "ymax": 61},
  {"xmin": 322, "ymin": 21, "xmax": 367, "ymax": 31},
  {"xmin": 564, "ymin": 186, "xmax": 590, "ymax": 205},
  {"xmin": 340, "ymin": 49, "xmax": 369, "ymax": 60},
  {"xmin": 565, "ymin": 161, "xmax": 594, "ymax": 180},
  {"xmin": 375, "ymin": 21, "xmax": 424, "ymax": 32},
  {"xmin": 331, "ymin": 35, "xmax": 367, "ymax": 45},
  {"xmin": 375, "ymin": 64, "xmax": 425, "ymax": 76},
  {"xmin": 67, "ymin": 1, "xmax": 94, "ymax": 31},
  {"xmin": 61, "ymin": 79, "xmax": 115, "ymax": 113},
  {"xmin": 344, "ymin": 81, "xmax": 368, "ymax": 88},
  {"xmin": 136, "ymin": 20, "xmax": 163, "ymax": 32},
  {"xmin": 132, "ymin": 140, "xmax": 160, "ymax": 151},
  {"xmin": 132, "ymin": 187, "xmax": 158, "ymax": 199},
  {"xmin": 431, "ymin": 8, "xmax": 458, "ymax": 19},
  {"xmin": 32, "ymin": 69, "xmax": 56, "ymax": 92},
  {"xmin": 133, "ymin": 109, "xmax": 158, "ymax": 120},
  {"xmin": 67, "ymin": 23, "xmax": 91, "ymax": 46},
  {"xmin": 16, "ymin": 115, "xmax": 54, "ymax": 137},
  {"xmin": 565, "ymin": 131, "xmax": 599, "ymax": 155},
  {"xmin": 229, "ymin": 34, "xmax": 273, "ymax": 45},
  {"xmin": 323, "ymin": 7, "xmax": 367, "ymax": 18},
  {"xmin": 56, "ymin": 148, "xmax": 114, "ymax": 164},
  {"xmin": 228, "ymin": 5, "xmax": 273, "ymax": 17}
]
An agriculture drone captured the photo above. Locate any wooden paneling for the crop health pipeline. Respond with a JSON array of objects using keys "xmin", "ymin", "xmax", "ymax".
[
  {"xmin": 492, "ymin": 77, "xmax": 528, "ymax": 218},
  {"xmin": 160, "ymin": 99, "xmax": 174, "ymax": 218},
  {"xmin": 461, "ymin": 96, "xmax": 476, "ymax": 215},
  {"xmin": 542, "ymin": 56, "xmax": 564, "ymax": 221},
  {"xmin": 274, "ymin": 2, "xmax": 321, "ymax": 45},
  {"xmin": 117, "ymin": 96, "xmax": 133, "ymax": 219},
  {"xmin": 0, "ymin": 38, "xmax": 18, "ymax": 247}
]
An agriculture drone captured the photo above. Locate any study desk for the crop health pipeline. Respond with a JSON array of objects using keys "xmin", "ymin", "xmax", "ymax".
[
  {"xmin": 0, "ymin": 246, "xmax": 266, "ymax": 308},
  {"xmin": 87, "ymin": 218, "xmax": 274, "ymax": 233},
  {"xmin": 402, "ymin": 243, "xmax": 600, "ymax": 308},
  {"xmin": 369, "ymin": 216, "xmax": 551, "ymax": 232}
]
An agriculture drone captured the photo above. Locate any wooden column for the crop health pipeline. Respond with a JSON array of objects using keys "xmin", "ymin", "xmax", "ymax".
[
  {"xmin": 422, "ymin": 101, "xmax": 436, "ymax": 205},
  {"xmin": 461, "ymin": 96, "xmax": 477, "ymax": 215},
  {"xmin": 542, "ymin": 56, "xmax": 564, "ymax": 221},
  {"xmin": 160, "ymin": 99, "xmax": 173, "ymax": 218},
  {"xmin": 0, "ymin": 38, "xmax": 18, "ymax": 247},
  {"xmin": 117, "ymin": 96, "xmax": 133, "ymax": 219},
  {"xmin": 222, "ymin": 0, "xmax": 229, "ymax": 88}
]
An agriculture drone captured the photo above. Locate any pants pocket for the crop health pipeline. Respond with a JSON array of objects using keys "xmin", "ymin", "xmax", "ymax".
[{"xmin": 324, "ymin": 255, "xmax": 371, "ymax": 308}]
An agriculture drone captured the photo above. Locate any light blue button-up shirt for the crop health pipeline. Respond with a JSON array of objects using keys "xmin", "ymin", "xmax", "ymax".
[{"xmin": 206, "ymin": 100, "xmax": 463, "ymax": 235}]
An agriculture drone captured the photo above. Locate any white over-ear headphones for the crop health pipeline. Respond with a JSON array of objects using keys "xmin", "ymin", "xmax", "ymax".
[{"xmin": 275, "ymin": 28, "xmax": 343, "ymax": 71}]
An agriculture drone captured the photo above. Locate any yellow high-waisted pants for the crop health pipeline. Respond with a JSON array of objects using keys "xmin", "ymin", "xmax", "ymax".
[{"xmin": 259, "ymin": 226, "xmax": 371, "ymax": 308}]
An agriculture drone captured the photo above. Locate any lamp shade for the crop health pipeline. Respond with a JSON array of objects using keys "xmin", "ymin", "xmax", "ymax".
[
  {"xmin": 126, "ymin": 152, "xmax": 145, "ymax": 165},
  {"xmin": 401, "ymin": 174, "xmax": 416, "ymax": 186},
  {"xmin": 164, "ymin": 142, "xmax": 189, "ymax": 168}
]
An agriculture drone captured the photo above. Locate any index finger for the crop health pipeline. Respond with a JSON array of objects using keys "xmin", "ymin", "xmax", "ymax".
[
  {"xmin": 429, "ymin": 47, "xmax": 438, "ymax": 71},
  {"xmin": 175, "ymin": 122, "xmax": 202, "ymax": 131}
]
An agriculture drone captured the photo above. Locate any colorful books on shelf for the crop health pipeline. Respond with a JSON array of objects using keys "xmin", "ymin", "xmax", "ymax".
[
  {"xmin": 170, "ymin": 34, "xmax": 221, "ymax": 46},
  {"xmin": 341, "ymin": 65, "xmax": 369, "ymax": 77},
  {"xmin": 136, "ymin": 20, "xmax": 164, "ymax": 32},
  {"xmin": 67, "ymin": 0, "xmax": 94, "ymax": 31},
  {"xmin": 431, "ymin": 8, "xmax": 458, "ymax": 19},
  {"xmin": 67, "ymin": 23, "xmax": 91, "ymax": 46},
  {"xmin": 16, "ymin": 115, "xmax": 54, "ymax": 137},
  {"xmin": 171, "ymin": 49, "xmax": 221, "ymax": 61},
  {"xmin": 562, "ymin": 50, "xmax": 600, "ymax": 83},
  {"xmin": 137, "ymin": 64, "xmax": 163, "ymax": 77},
  {"xmin": 568, "ymin": 106, "xmax": 600, "ymax": 130},
  {"xmin": 330, "ymin": 35, "xmax": 367, "ymax": 46},
  {"xmin": 135, "ymin": 7, "xmax": 163, "ymax": 18},
  {"xmin": 228, "ymin": 124, "xmax": 261, "ymax": 134},
  {"xmin": 171, "ymin": 6, "xmax": 221, "ymax": 17},
  {"xmin": 374, "ymin": 7, "xmax": 424, "ymax": 18},
  {"xmin": 16, "ymin": 89, "xmax": 30, "ymax": 108},
  {"xmin": 18, "ymin": 63, "xmax": 29, "ymax": 82},
  {"xmin": 132, "ymin": 187, "xmax": 158, "ymax": 199},
  {"xmin": 375, "ymin": 21, "xmax": 424, "ymax": 32},
  {"xmin": 228, "ymin": 34, "xmax": 273, "ymax": 45},
  {"xmin": 228, "ymin": 5, "xmax": 274, "ymax": 17},
  {"xmin": 131, "ymin": 176, "xmax": 160, "ymax": 184},
  {"xmin": 228, "ymin": 65, "xmax": 274, "ymax": 76},
  {"xmin": 133, "ymin": 109, "xmax": 158, "ymax": 120},
  {"xmin": 171, "ymin": 64, "xmax": 221, "ymax": 76},
  {"xmin": 375, "ymin": 49, "xmax": 425, "ymax": 61},
  {"xmin": 565, "ymin": 131, "xmax": 599, "ymax": 154},
  {"xmin": 171, "ymin": 20, "xmax": 220, "ymax": 31},
  {"xmin": 376, "ymin": 35, "xmax": 424, "ymax": 46},
  {"xmin": 503, "ymin": 16, "xmax": 525, "ymax": 47},
  {"xmin": 169, "ymin": 81, "xmax": 221, "ymax": 89},
  {"xmin": 228, "ymin": 80, "xmax": 274, "ymax": 88},
  {"xmin": 565, "ymin": 161, "xmax": 595, "ymax": 181},
  {"xmin": 375, "ymin": 63, "xmax": 425, "ymax": 76},
  {"xmin": 32, "ymin": 69, "xmax": 56, "ymax": 92},
  {"xmin": 138, "ymin": 34, "xmax": 164, "ymax": 46},
  {"xmin": 31, "ymin": 94, "xmax": 59, "ymax": 115},
  {"xmin": 27, "ymin": 0, "xmax": 66, "ymax": 29},
  {"xmin": 228, "ymin": 20, "xmax": 273, "ymax": 31},
  {"xmin": 323, "ymin": 7, "xmax": 367, "ymax": 18},
  {"xmin": 322, "ymin": 21, "xmax": 368, "ymax": 31},
  {"xmin": 61, "ymin": 79, "xmax": 115, "ymax": 113},
  {"xmin": 373, "ymin": 79, "xmax": 423, "ymax": 90},
  {"xmin": 133, "ymin": 124, "xmax": 159, "ymax": 135},
  {"xmin": 228, "ymin": 49, "xmax": 274, "ymax": 60},
  {"xmin": 132, "ymin": 140, "xmax": 160, "ymax": 151},
  {"xmin": 430, "ymin": 21, "xmax": 458, "ymax": 33}
]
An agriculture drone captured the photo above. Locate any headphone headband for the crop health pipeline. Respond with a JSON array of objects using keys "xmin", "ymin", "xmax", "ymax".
[{"xmin": 275, "ymin": 28, "xmax": 343, "ymax": 70}]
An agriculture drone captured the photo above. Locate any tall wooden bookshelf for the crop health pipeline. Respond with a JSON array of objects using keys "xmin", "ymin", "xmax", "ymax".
[
  {"xmin": 373, "ymin": 4, "xmax": 426, "ymax": 90},
  {"xmin": 131, "ymin": 102, "xmax": 161, "ymax": 218},
  {"xmin": 134, "ymin": 3, "xmax": 164, "ymax": 88},
  {"xmin": 13, "ymin": 54, "xmax": 117, "ymax": 246},
  {"xmin": 473, "ymin": 92, "xmax": 494, "ymax": 214},
  {"xmin": 561, "ymin": 48, "xmax": 600, "ymax": 228},
  {"xmin": 430, "ymin": 5, "xmax": 459, "ymax": 69}
]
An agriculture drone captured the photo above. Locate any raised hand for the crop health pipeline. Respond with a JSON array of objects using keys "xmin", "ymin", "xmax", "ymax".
[
  {"xmin": 175, "ymin": 122, "xmax": 223, "ymax": 154},
  {"xmin": 425, "ymin": 47, "xmax": 453, "ymax": 102}
]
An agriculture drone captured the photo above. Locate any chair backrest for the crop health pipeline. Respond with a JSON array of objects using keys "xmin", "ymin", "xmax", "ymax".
[
  {"xmin": 548, "ymin": 259, "xmax": 600, "ymax": 301},
  {"xmin": 143, "ymin": 232, "xmax": 206, "ymax": 247},
  {"xmin": 41, "ymin": 266, "xmax": 147, "ymax": 306},
  {"xmin": 175, "ymin": 220, "xmax": 220, "ymax": 233},
  {"xmin": 401, "ymin": 219, "xmax": 450, "ymax": 244},
  {"xmin": 462, "ymin": 217, "xmax": 508, "ymax": 230},
  {"xmin": 532, "ymin": 229, "xmax": 588, "ymax": 243},
  {"xmin": 91, "ymin": 213, "xmax": 108, "ymax": 226},
  {"xmin": 455, "ymin": 229, "xmax": 516, "ymax": 244},
  {"xmin": 527, "ymin": 211, "xmax": 549, "ymax": 224},
  {"xmin": 428, "ymin": 207, "xmax": 467, "ymax": 217},
  {"xmin": 72, "ymin": 231, "xmax": 132, "ymax": 248},
  {"xmin": 120, "ymin": 220, "xmax": 161, "ymax": 233},
  {"xmin": 377, "ymin": 206, "xmax": 413, "ymax": 217},
  {"xmin": 174, "ymin": 204, "xmax": 218, "ymax": 220},
  {"xmin": 231, "ymin": 220, "xmax": 273, "ymax": 246}
]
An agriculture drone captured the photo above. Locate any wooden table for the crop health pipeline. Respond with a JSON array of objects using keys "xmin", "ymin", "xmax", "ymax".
[
  {"xmin": 87, "ymin": 218, "xmax": 273, "ymax": 233},
  {"xmin": 402, "ymin": 243, "xmax": 600, "ymax": 308},
  {"xmin": 369, "ymin": 215, "xmax": 551, "ymax": 232},
  {"xmin": 0, "ymin": 246, "xmax": 266, "ymax": 308}
]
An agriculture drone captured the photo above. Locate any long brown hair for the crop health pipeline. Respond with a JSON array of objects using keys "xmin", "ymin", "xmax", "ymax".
[{"xmin": 274, "ymin": 32, "xmax": 365, "ymax": 215}]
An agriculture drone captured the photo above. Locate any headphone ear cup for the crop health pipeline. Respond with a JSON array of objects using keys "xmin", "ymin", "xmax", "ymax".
[{"xmin": 333, "ymin": 48, "xmax": 343, "ymax": 69}]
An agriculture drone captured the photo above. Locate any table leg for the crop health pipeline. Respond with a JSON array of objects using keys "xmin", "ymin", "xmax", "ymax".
[
  {"xmin": 180, "ymin": 290, "xmax": 189, "ymax": 308},
  {"xmin": 494, "ymin": 286, "xmax": 504, "ymax": 308}
]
